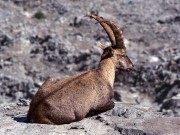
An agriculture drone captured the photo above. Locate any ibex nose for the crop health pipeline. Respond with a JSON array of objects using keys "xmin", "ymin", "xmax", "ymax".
[{"xmin": 127, "ymin": 64, "xmax": 134, "ymax": 72}]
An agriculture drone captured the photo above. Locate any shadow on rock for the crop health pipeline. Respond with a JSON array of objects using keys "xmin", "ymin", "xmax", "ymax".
[{"xmin": 14, "ymin": 116, "xmax": 29, "ymax": 123}]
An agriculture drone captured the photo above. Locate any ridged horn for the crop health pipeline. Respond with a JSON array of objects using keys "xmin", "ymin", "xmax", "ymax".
[
  {"xmin": 85, "ymin": 14, "xmax": 116, "ymax": 46},
  {"xmin": 100, "ymin": 19, "xmax": 126, "ymax": 49},
  {"xmin": 86, "ymin": 14, "xmax": 126, "ymax": 50}
]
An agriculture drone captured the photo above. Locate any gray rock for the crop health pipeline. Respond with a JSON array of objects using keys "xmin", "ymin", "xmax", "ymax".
[
  {"xmin": 0, "ymin": 0, "xmax": 179, "ymax": 119},
  {"xmin": 0, "ymin": 102, "xmax": 180, "ymax": 135}
]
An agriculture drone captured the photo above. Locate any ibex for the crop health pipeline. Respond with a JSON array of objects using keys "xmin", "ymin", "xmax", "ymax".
[{"xmin": 27, "ymin": 14, "xmax": 134, "ymax": 125}]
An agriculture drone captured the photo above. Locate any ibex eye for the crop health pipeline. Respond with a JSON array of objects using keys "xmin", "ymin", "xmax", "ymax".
[{"xmin": 122, "ymin": 54, "xmax": 126, "ymax": 57}]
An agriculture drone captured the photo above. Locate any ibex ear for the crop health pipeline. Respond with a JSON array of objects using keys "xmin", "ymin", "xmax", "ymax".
[
  {"xmin": 108, "ymin": 47, "xmax": 115, "ymax": 57},
  {"xmin": 101, "ymin": 46, "xmax": 115, "ymax": 59},
  {"xmin": 98, "ymin": 42, "xmax": 106, "ymax": 50}
]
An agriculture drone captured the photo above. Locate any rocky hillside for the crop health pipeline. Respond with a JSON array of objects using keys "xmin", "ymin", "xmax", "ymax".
[{"xmin": 0, "ymin": 0, "xmax": 179, "ymax": 121}]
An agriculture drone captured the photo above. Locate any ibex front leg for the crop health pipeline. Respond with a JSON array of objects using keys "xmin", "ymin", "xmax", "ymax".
[
  {"xmin": 96, "ymin": 100, "xmax": 115, "ymax": 112},
  {"xmin": 87, "ymin": 100, "xmax": 115, "ymax": 117}
]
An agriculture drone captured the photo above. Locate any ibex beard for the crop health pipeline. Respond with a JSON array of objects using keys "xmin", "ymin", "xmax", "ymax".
[{"xmin": 27, "ymin": 14, "xmax": 134, "ymax": 125}]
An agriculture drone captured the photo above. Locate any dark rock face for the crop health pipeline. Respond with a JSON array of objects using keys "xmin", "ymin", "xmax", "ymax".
[
  {"xmin": 0, "ymin": 32, "xmax": 13, "ymax": 51},
  {"xmin": 0, "ymin": 102, "xmax": 180, "ymax": 135},
  {"xmin": 115, "ymin": 47, "xmax": 180, "ymax": 116}
]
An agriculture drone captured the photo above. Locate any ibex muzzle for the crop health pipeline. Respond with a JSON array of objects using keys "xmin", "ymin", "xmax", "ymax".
[{"xmin": 27, "ymin": 14, "xmax": 134, "ymax": 125}]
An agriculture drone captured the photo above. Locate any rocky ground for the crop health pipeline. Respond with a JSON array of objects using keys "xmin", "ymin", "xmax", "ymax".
[
  {"xmin": 1, "ymin": 102, "xmax": 180, "ymax": 135},
  {"xmin": 0, "ymin": 0, "xmax": 180, "ymax": 134}
]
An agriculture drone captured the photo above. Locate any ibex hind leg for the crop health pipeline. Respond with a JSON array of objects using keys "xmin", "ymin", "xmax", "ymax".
[
  {"xmin": 46, "ymin": 109, "xmax": 79, "ymax": 125},
  {"xmin": 38, "ymin": 118, "xmax": 54, "ymax": 125}
]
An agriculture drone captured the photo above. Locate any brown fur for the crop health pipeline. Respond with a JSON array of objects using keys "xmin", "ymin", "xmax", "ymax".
[{"xmin": 27, "ymin": 14, "xmax": 134, "ymax": 125}]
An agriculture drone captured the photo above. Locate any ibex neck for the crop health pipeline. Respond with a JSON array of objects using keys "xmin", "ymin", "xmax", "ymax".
[{"xmin": 97, "ymin": 58, "xmax": 116, "ymax": 87}]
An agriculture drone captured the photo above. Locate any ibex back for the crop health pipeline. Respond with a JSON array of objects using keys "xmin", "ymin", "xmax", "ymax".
[{"xmin": 27, "ymin": 14, "xmax": 134, "ymax": 125}]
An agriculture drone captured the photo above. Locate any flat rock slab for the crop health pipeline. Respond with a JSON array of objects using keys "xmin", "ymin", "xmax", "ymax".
[{"xmin": 0, "ymin": 102, "xmax": 180, "ymax": 135}]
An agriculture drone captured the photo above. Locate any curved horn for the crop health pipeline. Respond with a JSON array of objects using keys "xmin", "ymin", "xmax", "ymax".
[
  {"xmin": 101, "ymin": 20, "xmax": 126, "ymax": 50},
  {"xmin": 85, "ymin": 14, "xmax": 116, "ymax": 46},
  {"xmin": 86, "ymin": 14, "xmax": 126, "ymax": 50}
]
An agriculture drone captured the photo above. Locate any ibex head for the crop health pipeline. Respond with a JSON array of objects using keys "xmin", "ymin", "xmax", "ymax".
[
  {"xmin": 86, "ymin": 14, "xmax": 134, "ymax": 71},
  {"xmin": 100, "ymin": 46, "xmax": 133, "ymax": 71}
]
